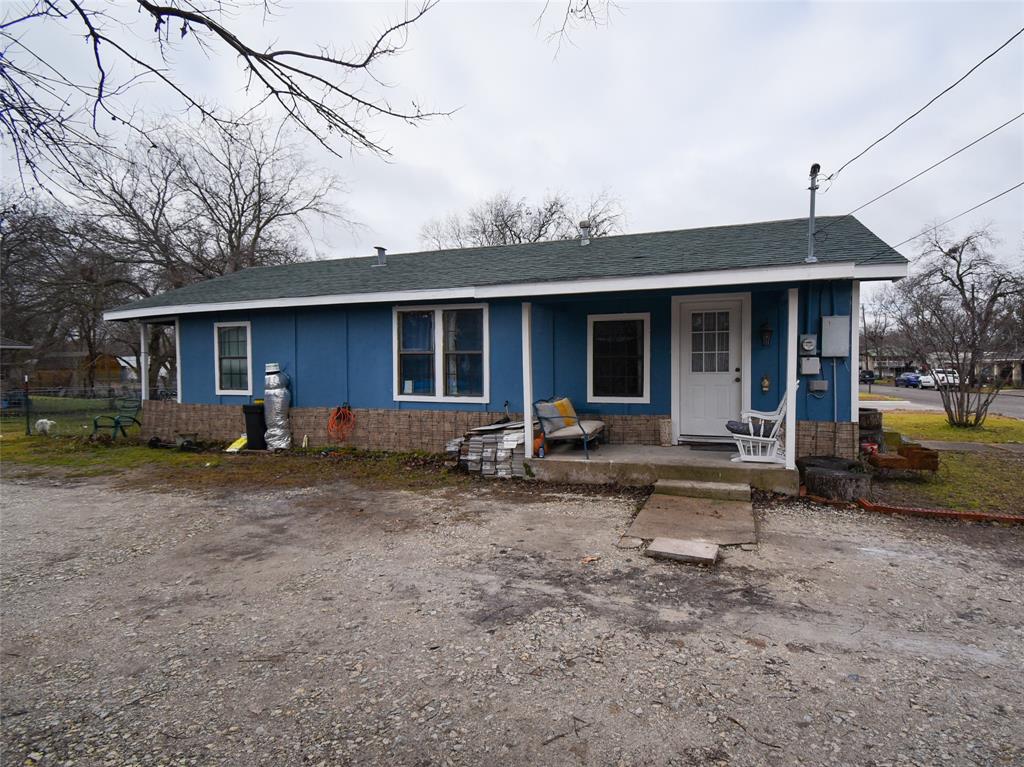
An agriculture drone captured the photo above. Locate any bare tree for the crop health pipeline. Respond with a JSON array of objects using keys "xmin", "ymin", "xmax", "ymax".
[
  {"xmin": 0, "ymin": 0, "xmax": 443, "ymax": 185},
  {"xmin": 881, "ymin": 226, "xmax": 1024, "ymax": 427},
  {"xmin": 2, "ymin": 118, "xmax": 348, "ymax": 393},
  {"xmin": 0, "ymin": 191, "xmax": 133, "ymax": 387},
  {"xmin": 859, "ymin": 293, "xmax": 892, "ymax": 376},
  {"xmin": 77, "ymin": 120, "xmax": 345, "ymax": 289},
  {"xmin": 420, "ymin": 190, "xmax": 624, "ymax": 250}
]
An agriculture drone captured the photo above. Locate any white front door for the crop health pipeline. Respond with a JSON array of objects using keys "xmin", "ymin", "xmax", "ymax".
[{"xmin": 679, "ymin": 299, "xmax": 743, "ymax": 438}]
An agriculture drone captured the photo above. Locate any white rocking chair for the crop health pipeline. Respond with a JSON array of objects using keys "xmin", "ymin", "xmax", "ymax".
[{"xmin": 727, "ymin": 387, "xmax": 794, "ymax": 464}]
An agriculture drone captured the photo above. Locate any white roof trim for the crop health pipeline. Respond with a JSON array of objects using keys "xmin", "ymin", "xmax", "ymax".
[{"xmin": 103, "ymin": 260, "xmax": 908, "ymax": 321}]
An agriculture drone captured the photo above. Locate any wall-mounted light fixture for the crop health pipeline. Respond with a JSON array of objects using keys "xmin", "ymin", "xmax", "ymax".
[
  {"xmin": 760, "ymin": 374, "xmax": 771, "ymax": 394},
  {"xmin": 760, "ymin": 323, "xmax": 773, "ymax": 347}
]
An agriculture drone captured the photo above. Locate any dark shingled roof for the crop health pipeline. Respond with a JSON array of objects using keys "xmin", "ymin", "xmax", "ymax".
[{"xmin": 109, "ymin": 215, "xmax": 904, "ymax": 315}]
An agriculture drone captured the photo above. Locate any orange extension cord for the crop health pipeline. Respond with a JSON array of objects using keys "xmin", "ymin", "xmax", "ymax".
[{"xmin": 327, "ymin": 404, "xmax": 356, "ymax": 442}]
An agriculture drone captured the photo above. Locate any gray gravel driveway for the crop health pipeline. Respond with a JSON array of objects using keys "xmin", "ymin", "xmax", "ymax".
[{"xmin": 2, "ymin": 473, "xmax": 1022, "ymax": 766}]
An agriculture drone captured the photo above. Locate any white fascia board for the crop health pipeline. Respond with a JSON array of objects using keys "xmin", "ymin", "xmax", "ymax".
[
  {"xmin": 103, "ymin": 260, "xmax": 908, "ymax": 321},
  {"xmin": 103, "ymin": 287, "xmax": 476, "ymax": 321},
  {"xmin": 852, "ymin": 262, "xmax": 908, "ymax": 280}
]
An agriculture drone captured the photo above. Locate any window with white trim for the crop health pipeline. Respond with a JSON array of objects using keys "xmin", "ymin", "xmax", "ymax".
[
  {"xmin": 587, "ymin": 313, "xmax": 650, "ymax": 403},
  {"xmin": 394, "ymin": 305, "xmax": 488, "ymax": 402},
  {"xmin": 214, "ymin": 321, "xmax": 252, "ymax": 395}
]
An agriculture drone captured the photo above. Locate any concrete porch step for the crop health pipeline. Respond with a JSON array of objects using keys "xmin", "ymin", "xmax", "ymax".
[{"xmin": 654, "ymin": 479, "xmax": 751, "ymax": 502}]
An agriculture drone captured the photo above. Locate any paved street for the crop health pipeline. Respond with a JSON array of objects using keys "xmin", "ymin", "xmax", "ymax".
[{"xmin": 861, "ymin": 384, "xmax": 1024, "ymax": 420}]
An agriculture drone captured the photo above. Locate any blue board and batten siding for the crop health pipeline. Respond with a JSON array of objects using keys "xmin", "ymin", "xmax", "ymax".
[{"xmin": 178, "ymin": 281, "xmax": 855, "ymax": 423}]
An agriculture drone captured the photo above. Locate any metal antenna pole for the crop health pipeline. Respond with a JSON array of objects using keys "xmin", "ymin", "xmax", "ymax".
[{"xmin": 805, "ymin": 163, "xmax": 820, "ymax": 264}]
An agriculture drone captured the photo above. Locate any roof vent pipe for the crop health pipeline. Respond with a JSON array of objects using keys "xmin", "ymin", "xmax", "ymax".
[
  {"xmin": 579, "ymin": 220, "xmax": 591, "ymax": 247},
  {"xmin": 373, "ymin": 246, "xmax": 387, "ymax": 266}
]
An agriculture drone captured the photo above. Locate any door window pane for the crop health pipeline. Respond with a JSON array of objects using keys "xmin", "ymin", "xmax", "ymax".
[
  {"xmin": 592, "ymin": 318, "xmax": 645, "ymax": 398},
  {"xmin": 690, "ymin": 311, "xmax": 731, "ymax": 373}
]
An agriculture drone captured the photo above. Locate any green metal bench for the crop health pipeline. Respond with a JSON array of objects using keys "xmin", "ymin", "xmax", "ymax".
[{"xmin": 92, "ymin": 398, "xmax": 142, "ymax": 439}]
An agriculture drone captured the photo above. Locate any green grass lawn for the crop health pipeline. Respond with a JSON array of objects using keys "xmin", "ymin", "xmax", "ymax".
[
  {"xmin": 872, "ymin": 449, "xmax": 1024, "ymax": 514},
  {"xmin": 1, "ymin": 394, "xmax": 138, "ymax": 437},
  {"xmin": 858, "ymin": 392, "xmax": 902, "ymax": 401},
  {"xmin": 882, "ymin": 411, "xmax": 1024, "ymax": 444},
  {"xmin": 0, "ymin": 433, "xmax": 206, "ymax": 476}
]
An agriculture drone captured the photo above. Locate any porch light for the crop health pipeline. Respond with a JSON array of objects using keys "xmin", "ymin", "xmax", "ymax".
[{"xmin": 760, "ymin": 323, "xmax": 773, "ymax": 347}]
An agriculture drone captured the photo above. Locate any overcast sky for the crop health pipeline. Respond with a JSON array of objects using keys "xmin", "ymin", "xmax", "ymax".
[{"xmin": 7, "ymin": 1, "xmax": 1024, "ymax": 278}]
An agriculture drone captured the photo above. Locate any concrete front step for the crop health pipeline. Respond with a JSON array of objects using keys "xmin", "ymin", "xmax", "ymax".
[
  {"xmin": 527, "ymin": 456, "xmax": 798, "ymax": 495},
  {"xmin": 654, "ymin": 479, "xmax": 750, "ymax": 501}
]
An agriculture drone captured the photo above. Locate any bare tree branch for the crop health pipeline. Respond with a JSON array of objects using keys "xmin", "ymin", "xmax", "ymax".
[{"xmin": 0, "ymin": 0, "xmax": 445, "ymax": 186}]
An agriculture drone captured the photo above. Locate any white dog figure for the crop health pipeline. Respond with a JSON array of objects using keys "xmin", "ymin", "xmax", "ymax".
[{"xmin": 34, "ymin": 418, "xmax": 57, "ymax": 436}]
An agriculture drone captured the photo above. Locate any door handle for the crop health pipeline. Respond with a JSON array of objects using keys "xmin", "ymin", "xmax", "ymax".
[{"xmin": 734, "ymin": 377, "xmax": 741, "ymax": 383}]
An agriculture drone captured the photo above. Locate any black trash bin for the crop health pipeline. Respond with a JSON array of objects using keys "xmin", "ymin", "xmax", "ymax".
[{"xmin": 242, "ymin": 404, "xmax": 267, "ymax": 450}]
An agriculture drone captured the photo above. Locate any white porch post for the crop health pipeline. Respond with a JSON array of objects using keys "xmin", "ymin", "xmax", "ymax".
[
  {"xmin": 850, "ymin": 280, "xmax": 860, "ymax": 422},
  {"xmin": 786, "ymin": 288, "xmax": 798, "ymax": 470},
  {"xmin": 521, "ymin": 302, "xmax": 533, "ymax": 458},
  {"xmin": 174, "ymin": 319, "xmax": 182, "ymax": 404},
  {"xmin": 139, "ymin": 322, "xmax": 150, "ymax": 402}
]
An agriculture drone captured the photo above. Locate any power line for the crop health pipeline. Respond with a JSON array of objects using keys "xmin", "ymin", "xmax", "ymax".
[
  {"xmin": 816, "ymin": 110, "xmax": 1024, "ymax": 236},
  {"xmin": 861, "ymin": 180, "xmax": 1024, "ymax": 262},
  {"xmin": 828, "ymin": 26, "xmax": 1024, "ymax": 181}
]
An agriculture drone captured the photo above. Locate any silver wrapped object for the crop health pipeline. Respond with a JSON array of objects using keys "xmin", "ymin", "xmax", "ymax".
[{"xmin": 263, "ymin": 362, "xmax": 292, "ymax": 450}]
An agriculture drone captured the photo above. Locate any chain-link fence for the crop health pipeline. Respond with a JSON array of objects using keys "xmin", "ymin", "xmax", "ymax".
[{"xmin": 0, "ymin": 386, "xmax": 173, "ymax": 436}]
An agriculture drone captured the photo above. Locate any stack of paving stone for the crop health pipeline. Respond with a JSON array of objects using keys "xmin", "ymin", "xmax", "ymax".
[{"xmin": 448, "ymin": 423, "xmax": 528, "ymax": 479}]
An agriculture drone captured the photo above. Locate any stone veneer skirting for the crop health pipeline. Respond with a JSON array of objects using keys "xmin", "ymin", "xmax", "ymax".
[
  {"xmin": 141, "ymin": 401, "xmax": 668, "ymax": 453},
  {"xmin": 795, "ymin": 420, "xmax": 859, "ymax": 460},
  {"xmin": 143, "ymin": 402, "xmax": 858, "ymax": 457}
]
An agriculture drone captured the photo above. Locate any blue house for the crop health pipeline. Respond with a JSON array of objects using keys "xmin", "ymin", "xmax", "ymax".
[{"xmin": 104, "ymin": 216, "xmax": 907, "ymax": 470}]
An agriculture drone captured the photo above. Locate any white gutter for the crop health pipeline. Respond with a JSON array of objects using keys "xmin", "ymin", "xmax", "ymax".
[{"xmin": 103, "ymin": 260, "xmax": 908, "ymax": 322}]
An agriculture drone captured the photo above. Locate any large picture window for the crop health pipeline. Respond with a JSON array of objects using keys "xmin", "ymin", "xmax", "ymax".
[
  {"xmin": 394, "ymin": 305, "xmax": 489, "ymax": 402},
  {"xmin": 214, "ymin": 321, "xmax": 252, "ymax": 395},
  {"xmin": 587, "ymin": 313, "xmax": 651, "ymax": 403}
]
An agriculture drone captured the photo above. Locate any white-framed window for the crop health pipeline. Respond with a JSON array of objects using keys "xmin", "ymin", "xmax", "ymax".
[
  {"xmin": 587, "ymin": 312, "xmax": 651, "ymax": 404},
  {"xmin": 393, "ymin": 304, "xmax": 489, "ymax": 403},
  {"xmin": 214, "ymin": 321, "xmax": 252, "ymax": 395}
]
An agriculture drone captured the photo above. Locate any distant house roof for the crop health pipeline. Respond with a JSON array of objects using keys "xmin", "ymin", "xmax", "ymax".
[
  {"xmin": 105, "ymin": 215, "xmax": 907, "ymax": 320},
  {"xmin": 0, "ymin": 337, "xmax": 32, "ymax": 350}
]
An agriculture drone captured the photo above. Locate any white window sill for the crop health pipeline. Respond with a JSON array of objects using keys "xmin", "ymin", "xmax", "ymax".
[
  {"xmin": 587, "ymin": 396, "xmax": 650, "ymax": 405},
  {"xmin": 216, "ymin": 389, "xmax": 252, "ymax": 396},
  {"xmin": 394, "ymin": 394, "xmax": 489, "ymax": 404}
]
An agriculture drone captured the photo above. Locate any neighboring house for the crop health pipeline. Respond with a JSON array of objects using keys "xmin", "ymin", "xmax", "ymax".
[
  {"xmin": 859, "ymin": 350, "xmax": 916, "ymax": 379},
  {"xmin": 103, "ymin": 216, "xmax": 908, "ymax": 465},
  {"xmin": 29, "ymin": 351, "xmax": 125, "ymax": 389},
  {"xmin": 0, "ymin": 337, "xmax": 33, "ymax": 395}
]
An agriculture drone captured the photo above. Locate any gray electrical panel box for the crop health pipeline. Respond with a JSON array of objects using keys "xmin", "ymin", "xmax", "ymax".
[
  {"xmin": 808, "ymin": 379, "xmax": 829, "ymax": 393},
  {"xmin": 821, "ymin": 315, "xmax": 851, "ymax": 357},
  {"xmin": 800, "ymin": 356, "xmax": 821, "ymax": 375}
]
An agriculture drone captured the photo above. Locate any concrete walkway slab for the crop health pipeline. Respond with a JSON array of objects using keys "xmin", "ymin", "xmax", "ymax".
[
  {"xmin": 644, "ymin": 537, "xmax": 719, "ymax": 565},
  {"xmin": 626, "ymin": 494, "xmax": 756, "ymax": 545}
]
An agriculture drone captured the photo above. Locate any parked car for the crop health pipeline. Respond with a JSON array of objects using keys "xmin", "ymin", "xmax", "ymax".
[
  {"xmin": 917, "ymin": 372, "xmax": 936, "ymax": 389},
  {"xmin": 933, "ymin": 368, "xmax": 961, "ymax": 388},
  {"xmin": 895, "ymin": 372, "xmax": 920, "ymax": 388},
  {"xmin": 859, "ymin": 370, "xmax": 876, "ymax": 384}
]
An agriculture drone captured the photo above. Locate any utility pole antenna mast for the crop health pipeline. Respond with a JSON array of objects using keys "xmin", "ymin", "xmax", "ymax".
[{"xmin": 805, "ymin": 163, "xmax": 820, "ymax": 264}]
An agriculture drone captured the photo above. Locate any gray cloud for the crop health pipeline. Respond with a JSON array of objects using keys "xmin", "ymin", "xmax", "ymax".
[{"xmin": 6, "ymin": 1, "xmax": 1022, "ymax": 273}]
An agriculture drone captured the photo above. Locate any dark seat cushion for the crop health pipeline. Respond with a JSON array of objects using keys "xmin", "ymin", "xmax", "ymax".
[{"xmin": 726, "ymin": 419, "xmax": 773, "ymax": 437}]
